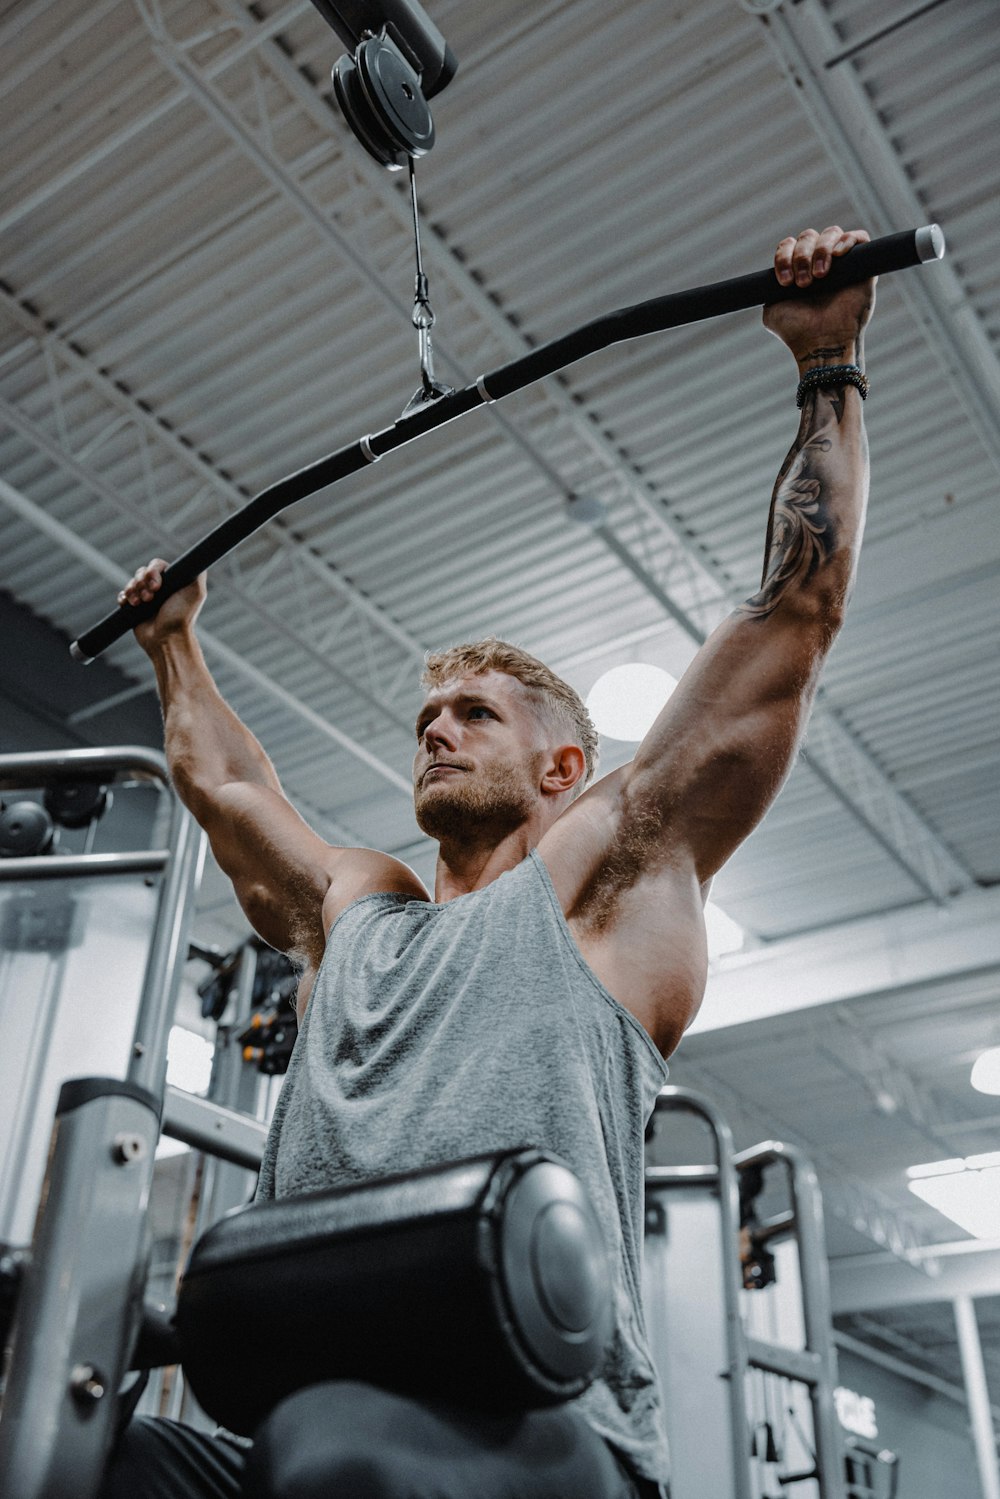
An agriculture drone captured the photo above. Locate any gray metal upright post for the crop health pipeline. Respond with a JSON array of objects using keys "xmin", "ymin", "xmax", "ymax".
[
  {"xmin": 127, "ymin": 764, "xmax": 206, "ymax": 1099},
  {"xmin": 0, "ymin": 748, "xmax": 205, "ymax": 1499},
  {"xmin": 954, "ymin": 1295, "xmax": 1000, "ymax": 1499},
  {"xmin": 734, "ymin": 1139, "xmax": 846, "ymax": 1499},
  {"xmin": 645, "ymin": 1086, "xmax": 754, "ymax": 1499},
  {"xmin": 0, "ymin": 1080, "xmax": 160, "ymax": 1499}
]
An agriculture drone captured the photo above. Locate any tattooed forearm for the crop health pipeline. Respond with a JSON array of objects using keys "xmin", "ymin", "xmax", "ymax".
[
  {"xmin": 741, "ymin": 393, "xmax": 841, "ymax": 620},
  {"xmin": 802, "ymin": 344, "xmax": 849, "ymax": 364}
]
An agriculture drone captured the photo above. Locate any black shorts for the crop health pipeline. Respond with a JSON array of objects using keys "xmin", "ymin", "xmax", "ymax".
[{"xmin": 98, "ymin": 1381, "xmax": 666, "ymax": 1498}]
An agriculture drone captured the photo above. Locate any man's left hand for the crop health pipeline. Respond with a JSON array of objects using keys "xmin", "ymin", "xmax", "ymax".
[{"xmin": 763, "ymin": 225, "xmax": 876, "ymax": 369}]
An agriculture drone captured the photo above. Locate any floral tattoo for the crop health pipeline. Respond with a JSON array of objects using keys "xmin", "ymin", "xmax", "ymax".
[{"xmin": 741, "ymin": 398, "xmax": 840, "ymax": 620}]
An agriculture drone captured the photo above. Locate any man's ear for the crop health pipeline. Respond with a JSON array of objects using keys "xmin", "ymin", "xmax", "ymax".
[{"xmin": 540, "ymin": 743, "xmax": 586, "ymax": 798}]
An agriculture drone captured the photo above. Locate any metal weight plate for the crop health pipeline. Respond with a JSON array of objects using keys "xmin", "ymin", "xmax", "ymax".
[
  {"xmin": 43, "ymin": 780, "xmax": 111, "ymax": 829},
  {"xmin": 0, "ymin": 800, "xmax": 55, "ymax": 857}
]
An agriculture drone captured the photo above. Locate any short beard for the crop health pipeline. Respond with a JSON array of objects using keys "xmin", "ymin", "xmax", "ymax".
[{"xmin": 414, "ymin": 758, "xmax": 540, "ymax": 845}]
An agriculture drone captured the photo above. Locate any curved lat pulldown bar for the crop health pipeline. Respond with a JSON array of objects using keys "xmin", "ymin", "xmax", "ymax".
[{"xmin": 72, "ymin": 225, "xmax": 944, "ymax": 663}]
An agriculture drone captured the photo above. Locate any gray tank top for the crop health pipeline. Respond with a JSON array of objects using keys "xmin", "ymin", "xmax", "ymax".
[{"xmin": 256, "ymin": 849, "xmax": 670, "ymax": 1482}]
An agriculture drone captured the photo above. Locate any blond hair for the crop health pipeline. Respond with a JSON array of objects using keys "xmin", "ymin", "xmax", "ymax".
[{"xmin": 421, "ymin": 638, "xmax": 599, "ymax": 790}]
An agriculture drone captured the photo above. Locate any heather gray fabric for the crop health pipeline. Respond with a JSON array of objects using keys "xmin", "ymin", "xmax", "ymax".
[{"xmin": 256, "ymin": 849, "xmax": 670, "ymax": 1484}]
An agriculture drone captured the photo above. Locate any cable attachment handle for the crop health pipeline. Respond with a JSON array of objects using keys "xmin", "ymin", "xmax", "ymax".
[{"xmin": 403, "ymin": 156, "xmax": 453, "ymax": 413}]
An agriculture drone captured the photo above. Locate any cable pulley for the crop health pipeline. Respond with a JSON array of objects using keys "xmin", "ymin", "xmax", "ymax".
[
  {"xmin": 333, "ymin": 32, "xmax": 435, "ymax": 169},
  {"xmin": 311, "ymin": 4, "xmax": 459, "ymax": 398},
  {"xmin": 310, "ymin": 0, "xmax": 458, "ymax": 171}
]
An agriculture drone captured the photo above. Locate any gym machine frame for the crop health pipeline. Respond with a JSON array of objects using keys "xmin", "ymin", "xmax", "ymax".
[
  {"xmin": 0, "ymin": 747, "xmax": 204, "ymax": 1499},
  {"xmin": 645, "ymin": 1086, "xmax": 845, "ymax": 1499},
  {"xmin": 150, "ymin": 941, "xmax": 277, "ymax": 1426},
  {"xmin": 734, "ymin": 1137, "xmax": 844, "ymax": 1498}
]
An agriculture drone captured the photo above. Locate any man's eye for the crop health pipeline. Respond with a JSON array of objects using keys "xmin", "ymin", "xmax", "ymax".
[{"xmin": 468, "ymin": 707, "xmax": 492, "ymax": 720}]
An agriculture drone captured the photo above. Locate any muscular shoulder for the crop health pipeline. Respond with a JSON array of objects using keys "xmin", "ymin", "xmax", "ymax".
[{"xmin": 321, "ymin": 848, "xmax": 429, "ymax": 934}]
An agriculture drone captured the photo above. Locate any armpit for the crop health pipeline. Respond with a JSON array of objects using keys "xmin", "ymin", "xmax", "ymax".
[{"xmin": 570, "ymin": 794, "xmax": 670, "ymax": 933}]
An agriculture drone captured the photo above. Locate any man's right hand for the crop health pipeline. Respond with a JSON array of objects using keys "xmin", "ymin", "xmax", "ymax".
[{"xmin": 118, "ymin": 559, "xmax": 207, "ymax": 655}]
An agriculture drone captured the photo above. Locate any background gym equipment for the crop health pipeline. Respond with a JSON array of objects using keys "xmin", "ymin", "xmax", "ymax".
[
  {"xmin": 0, "ymin": 798, "xmax": 55, "ymax": 856},
  {"xmin": 1, "ymin": 1013, "xmax": 864, "ymax": 1499},
  {"xmin": 0, "ymin": 810, "xmax": 613, "ymax": 1498},
  {"xmin": 0, "ymin": 748, "xmax": 204, "ymax": 1250},
  {"xmin": 0, "ymin": 836, "xmax": 881, "ymax": 1499},
  {"xmin": 644, "ymin": 1088, "xmax": 848, "ymax": 1498},
  {"xmin": 0, "ymin": 747, "xmax": 205, "ymax": 1499},
  {"xmin": 71, "ymin": 224, "xmax": 945, "ymax": 664},
  {"xmin": 1, "ymin": 1052, "xmax": 611, "ymax": 1494}
]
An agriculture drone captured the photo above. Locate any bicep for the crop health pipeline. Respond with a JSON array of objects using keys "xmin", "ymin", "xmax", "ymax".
[{"xmin": 198, "ymin": 782, "xmax": 337, "ymax": 962}]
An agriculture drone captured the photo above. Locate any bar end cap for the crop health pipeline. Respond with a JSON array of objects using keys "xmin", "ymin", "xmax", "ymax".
[{"xmin": 915, "ymin": 224, "xmax": 946, "ymax": 263}]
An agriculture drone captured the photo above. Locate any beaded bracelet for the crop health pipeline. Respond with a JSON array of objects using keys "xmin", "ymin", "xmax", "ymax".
[{"xmin": 796, "ymin": 364, "xmax": 869, "ymax": 408}]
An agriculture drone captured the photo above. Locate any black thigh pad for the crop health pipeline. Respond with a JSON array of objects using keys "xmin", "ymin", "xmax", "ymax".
[{"xmin": 175, "ymin": 1148, "xmax": 612, "ymax": 1435}]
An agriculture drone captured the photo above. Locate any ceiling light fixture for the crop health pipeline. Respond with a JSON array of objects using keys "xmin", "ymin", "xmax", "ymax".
[
  {"xmin": 585, "ymin": 663, "xmax": 678, "ymax": 742},
  {"xmin": 970, "ymin": 1046, "xmax": 1000, "ymax": 1095},
  {"xmin": 907, "ymin": 1154, "xmax": 1000, "ymax": 1239}
]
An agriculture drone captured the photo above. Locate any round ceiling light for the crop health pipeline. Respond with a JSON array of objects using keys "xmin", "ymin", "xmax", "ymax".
[
  {"xmin": 585, "ymin": 663, "xmax": 678, "ymax": 742},
  {"xmin": 970, "ymin": 1047, "xmax": 1000, "ymax": 1096}
]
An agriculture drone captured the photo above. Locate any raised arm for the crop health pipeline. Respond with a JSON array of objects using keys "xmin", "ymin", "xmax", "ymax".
[
  {"xmin": 120, "ymin": 560, "xmax": 338, "ymax": 972},
  {"xmin": 622, "ymin": 226, "xmax": 875, "ymax": 883}
]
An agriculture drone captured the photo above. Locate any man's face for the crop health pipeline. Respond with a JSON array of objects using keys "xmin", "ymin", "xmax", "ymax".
[{"xmin": 412, "ymin": 670, "xmax": 548, "ymax": 843}]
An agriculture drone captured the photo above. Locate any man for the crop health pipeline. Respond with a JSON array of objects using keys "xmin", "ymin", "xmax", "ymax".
[{"xmin": 101, "ymin": 226, "xmax": 874, "ymax": 1498}]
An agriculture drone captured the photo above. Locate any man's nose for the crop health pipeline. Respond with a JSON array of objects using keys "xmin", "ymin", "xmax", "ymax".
[{"xmin": 424, "ymin": 714, "xmax": 457, "ymax": 751}]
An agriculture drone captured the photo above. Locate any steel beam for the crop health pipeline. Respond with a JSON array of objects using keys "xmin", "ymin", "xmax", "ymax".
[
  {"xmin": 0, "ymin": 475, "xmax": 412, "ymax": 796},
  {"xmin": 213, "ymin": 0, "xmax": 743, "ymax": 631},
  {"xmin": 954, "ymin": 1295, "xmax": 1000, "ymax": 1498},
  {"xmin": 834, "ymin": 1329, "xmax": 1000, "ymax": 1425},
  {"xmin": 831, "ymin": 1243, "xmax": 1000, "ymax": 1314},
  {"xmin": 0, "ymin": 288, "xmax": 427, "ymax": 669},
  {"xmin": 0, "ymin": 0, "xmax": 313, "ymax": 235},
  {"xmin": 753, "ymin": 0, "xmax": 1000, "ymax": 475},
  {"xmin": 817, "ymin": 1007, "xmax": 977, "ymax": 1157},
  {"xmin": 692, "ymin": 885, "xmax": 1000, "ymax": 1033},
  {"xmin": 0, "ymin": 388, "xmax": 418, "ymax": 759},
  {"xmin": 0, "ymin": 0, "xmax": 977, "ymax": 908}
]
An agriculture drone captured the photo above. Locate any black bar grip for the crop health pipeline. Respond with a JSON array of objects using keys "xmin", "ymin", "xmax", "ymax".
[
  {"xmin": 481, "ymin": 226, "xmax": 944, "ymax": 401},
  {"xmin": 70, "ymin": 441, "xmax": 375, "ymax": 661},
  {"xmin": 71, "ymin": 226, "xmax": 943, "ymax": 662}
]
